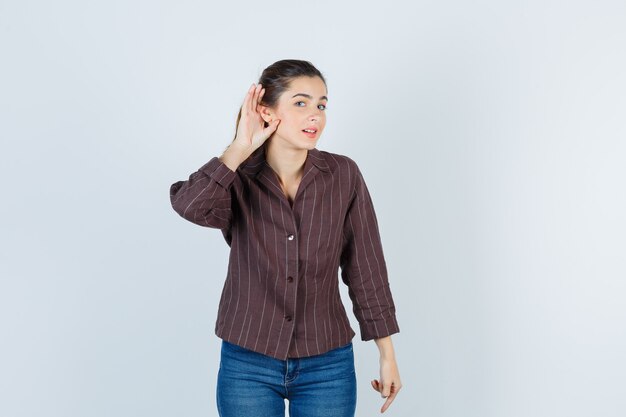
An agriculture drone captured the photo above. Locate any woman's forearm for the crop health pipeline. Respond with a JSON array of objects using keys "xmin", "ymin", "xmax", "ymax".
[{"xmin": 374, "ymin": 335, "xmax": 396, "ymax": 360}]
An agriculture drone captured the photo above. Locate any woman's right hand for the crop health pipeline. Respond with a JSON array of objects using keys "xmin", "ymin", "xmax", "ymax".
[{"xmin": 231, "ymin": 83, "xmax": 281, "ymax": 155}]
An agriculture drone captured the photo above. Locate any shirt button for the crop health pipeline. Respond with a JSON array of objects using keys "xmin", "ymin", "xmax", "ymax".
[
  {"xmin": 287, "ymin": 276, "xmax": 293, "ymax": 282},
  {"xmin": 285, "ymin": 315, "xmax": 292, "ymax": 321},
  {"xmin": 287, "ymin": 234, "xmax": 294, "ymax": 240}
]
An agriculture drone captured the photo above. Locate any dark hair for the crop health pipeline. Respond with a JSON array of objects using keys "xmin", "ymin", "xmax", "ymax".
[{"xmin": 229, "ymin": 59, "xmax": 327, "ymax": 144}]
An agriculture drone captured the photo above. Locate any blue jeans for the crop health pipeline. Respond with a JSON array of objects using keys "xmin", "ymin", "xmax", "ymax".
[{"xmin": 216, "ymin": 339, "xmax": 357, "ymax": 417}]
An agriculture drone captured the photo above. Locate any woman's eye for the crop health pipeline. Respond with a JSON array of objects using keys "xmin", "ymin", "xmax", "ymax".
[
  {"xmin": 294, "ymin": 101, "xmax": 326, "ymax": 110},
  {"xmin": 295, "ymin": 101, "xmax": 326, "ymax": 110}
]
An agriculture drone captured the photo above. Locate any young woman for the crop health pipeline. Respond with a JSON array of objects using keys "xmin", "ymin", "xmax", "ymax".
[{"xmin": 170, "ymin": 59, "xmax": 402, "ymax": 416}]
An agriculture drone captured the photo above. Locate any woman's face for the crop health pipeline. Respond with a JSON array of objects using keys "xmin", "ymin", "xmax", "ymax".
[{"xmin": 262, "ymin": 76, "xmax": 328, "ymax": 149}]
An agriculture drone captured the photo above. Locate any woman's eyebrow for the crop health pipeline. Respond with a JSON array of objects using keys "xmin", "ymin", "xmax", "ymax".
[{"xmin": 291, "ymin": 93, "xmax": 328, "ymax": 101}]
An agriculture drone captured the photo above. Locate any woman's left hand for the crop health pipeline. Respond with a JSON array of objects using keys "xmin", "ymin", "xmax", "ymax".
[{"xmin": 371, "ymin": 356, "xmax": 402, "ymax": 413}]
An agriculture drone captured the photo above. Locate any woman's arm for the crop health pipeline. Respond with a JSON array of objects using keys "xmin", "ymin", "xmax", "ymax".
[
  {"xmin": 338, "ymin": 160, "xmax": 402, "ymax": 413},
  {"xmin": 374, "ymin": 334, "xmax": 396, "ymax": 360},
  {"xmin": 339, "ymin": 162, "xmax": 400, "ymax": 340},
  {"xmin": 169, "ymin": 145, "xmax": 247, "ymax": 230}
]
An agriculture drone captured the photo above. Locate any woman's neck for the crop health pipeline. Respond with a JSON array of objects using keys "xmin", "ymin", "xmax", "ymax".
[{"xmin": 264, "ymin": 137, "xmax": 308, "ymax": 183}]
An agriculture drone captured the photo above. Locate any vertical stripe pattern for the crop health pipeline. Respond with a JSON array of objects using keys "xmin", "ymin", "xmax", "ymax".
[{"xmin": 169, "ymin": 142, "xmax": 400, "ymax": 360}]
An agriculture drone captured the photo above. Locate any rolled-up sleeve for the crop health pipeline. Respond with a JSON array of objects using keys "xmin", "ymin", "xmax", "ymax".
[
  {"xmin": 339, "ymin": 164, "xmax": 400, "ymax": 341},
  {"xmin": 169, "ymin": 156, "xmax": 236, "ymax": 230}
]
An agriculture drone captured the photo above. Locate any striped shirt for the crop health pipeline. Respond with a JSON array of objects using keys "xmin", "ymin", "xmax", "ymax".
[{"xmin": 169, "ymin": 141, "xmax": 400, "ymax": 360}]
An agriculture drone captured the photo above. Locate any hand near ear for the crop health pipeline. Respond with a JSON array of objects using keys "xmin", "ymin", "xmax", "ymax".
[{"xmin": 232, "ymin": 83, "xmax": 280, "ymax": 155}]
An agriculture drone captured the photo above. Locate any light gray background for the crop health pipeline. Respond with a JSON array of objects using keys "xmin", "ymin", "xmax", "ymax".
[{"xmin": 1, "ymin": 1, "xmax": 625, "ymax": 416}]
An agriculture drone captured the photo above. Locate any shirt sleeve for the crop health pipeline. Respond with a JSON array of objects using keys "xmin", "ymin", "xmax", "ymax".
[
  {"xmin": 339, "ymin": 163, "xmax": 400, "ymax": 341},
  {"xmin": 169, "ymin": 156, "xmax": 236, "ymax": 230}
]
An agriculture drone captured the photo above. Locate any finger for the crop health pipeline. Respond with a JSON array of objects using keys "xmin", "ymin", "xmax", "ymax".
[
  {"xmin": 380, "ymin": 381, "xmax": 389, "ymax": 398},
  {"xmin": 382, "ymin": 380, "xmax": 395, "ymax": 398},
  {"xmin": 255, "ymin": 88, "xmax": 266, "ymax": 114},
  {"xmin": 381, "ymin": 397, "xmax": 392, "ymax": 413},
  {"xmin": 246, "ymin": 83, "xmax": 256, "ymax": 114},
  {"xmin": 257, "ymin": 88, "xmax": 265, "ymax": 110},
  {"xmin": 250, "ymin": 83, "xmax": 262, "ymax": 114},
  {"xmin": 371, "ymin": 379, "xmax": 382, "ymax": 394},
  {"xmin": 243, "ymin": 83, "xmax": 255, "ymax": 115},
  {"xmin": 381, "ymin": 390, "xmax": 399, "ymax": 413},
  {"xmin": 241, "ymin": 84, "xmax": 254, "ymax": 119}
]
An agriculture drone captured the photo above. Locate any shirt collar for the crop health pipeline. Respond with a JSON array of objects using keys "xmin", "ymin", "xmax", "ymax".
[{"xmin": 239, "ymin": 141, "xmax": 330, "ymax": 177}]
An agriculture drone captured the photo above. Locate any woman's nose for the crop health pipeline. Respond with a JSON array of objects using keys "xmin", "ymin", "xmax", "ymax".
[{"xmin": 310, "ymin": 111, "xmax": 321, "ymax": 121}]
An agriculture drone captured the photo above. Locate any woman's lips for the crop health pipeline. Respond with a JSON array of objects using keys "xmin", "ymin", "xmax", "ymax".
[{"xmin": 302, "ymin": 129, "xmax": 317, "ymax": 138}]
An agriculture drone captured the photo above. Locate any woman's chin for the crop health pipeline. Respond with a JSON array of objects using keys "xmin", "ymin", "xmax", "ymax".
[{"xmin": 270, "ymin": 132, "xmax": 321, "ymax": 149}]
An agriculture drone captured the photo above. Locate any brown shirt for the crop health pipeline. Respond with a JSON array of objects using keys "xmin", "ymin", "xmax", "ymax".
[{"xmin": 169, "ymin": 142, "xmax": 400, "ymax": 360}]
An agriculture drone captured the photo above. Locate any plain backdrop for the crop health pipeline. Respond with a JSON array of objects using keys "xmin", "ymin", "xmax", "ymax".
[{"xmin": 1, "ymin": 1, "xmax": 625, "ymax": 416}]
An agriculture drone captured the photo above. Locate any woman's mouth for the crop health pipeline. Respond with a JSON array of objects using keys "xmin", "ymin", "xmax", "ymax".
[{"xmin": 302, "ymin": 128, "xmax": 318, "ymax": 138}]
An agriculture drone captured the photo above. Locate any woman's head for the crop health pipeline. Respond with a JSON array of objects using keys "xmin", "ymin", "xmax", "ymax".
[{"xmin": 232, "ymin": 59, "xmax": 328, "ymax": 150}]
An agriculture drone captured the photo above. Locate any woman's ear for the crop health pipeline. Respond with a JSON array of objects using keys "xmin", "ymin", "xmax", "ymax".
[{"xmin": 259, "ymin": 105, "xmax": 273, "ymax": 123}]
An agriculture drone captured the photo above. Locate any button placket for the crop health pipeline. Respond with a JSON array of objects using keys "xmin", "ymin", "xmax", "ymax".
[{"xmin": 284, "ymin": 216, "xmax": 298, "ymax": 358}]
